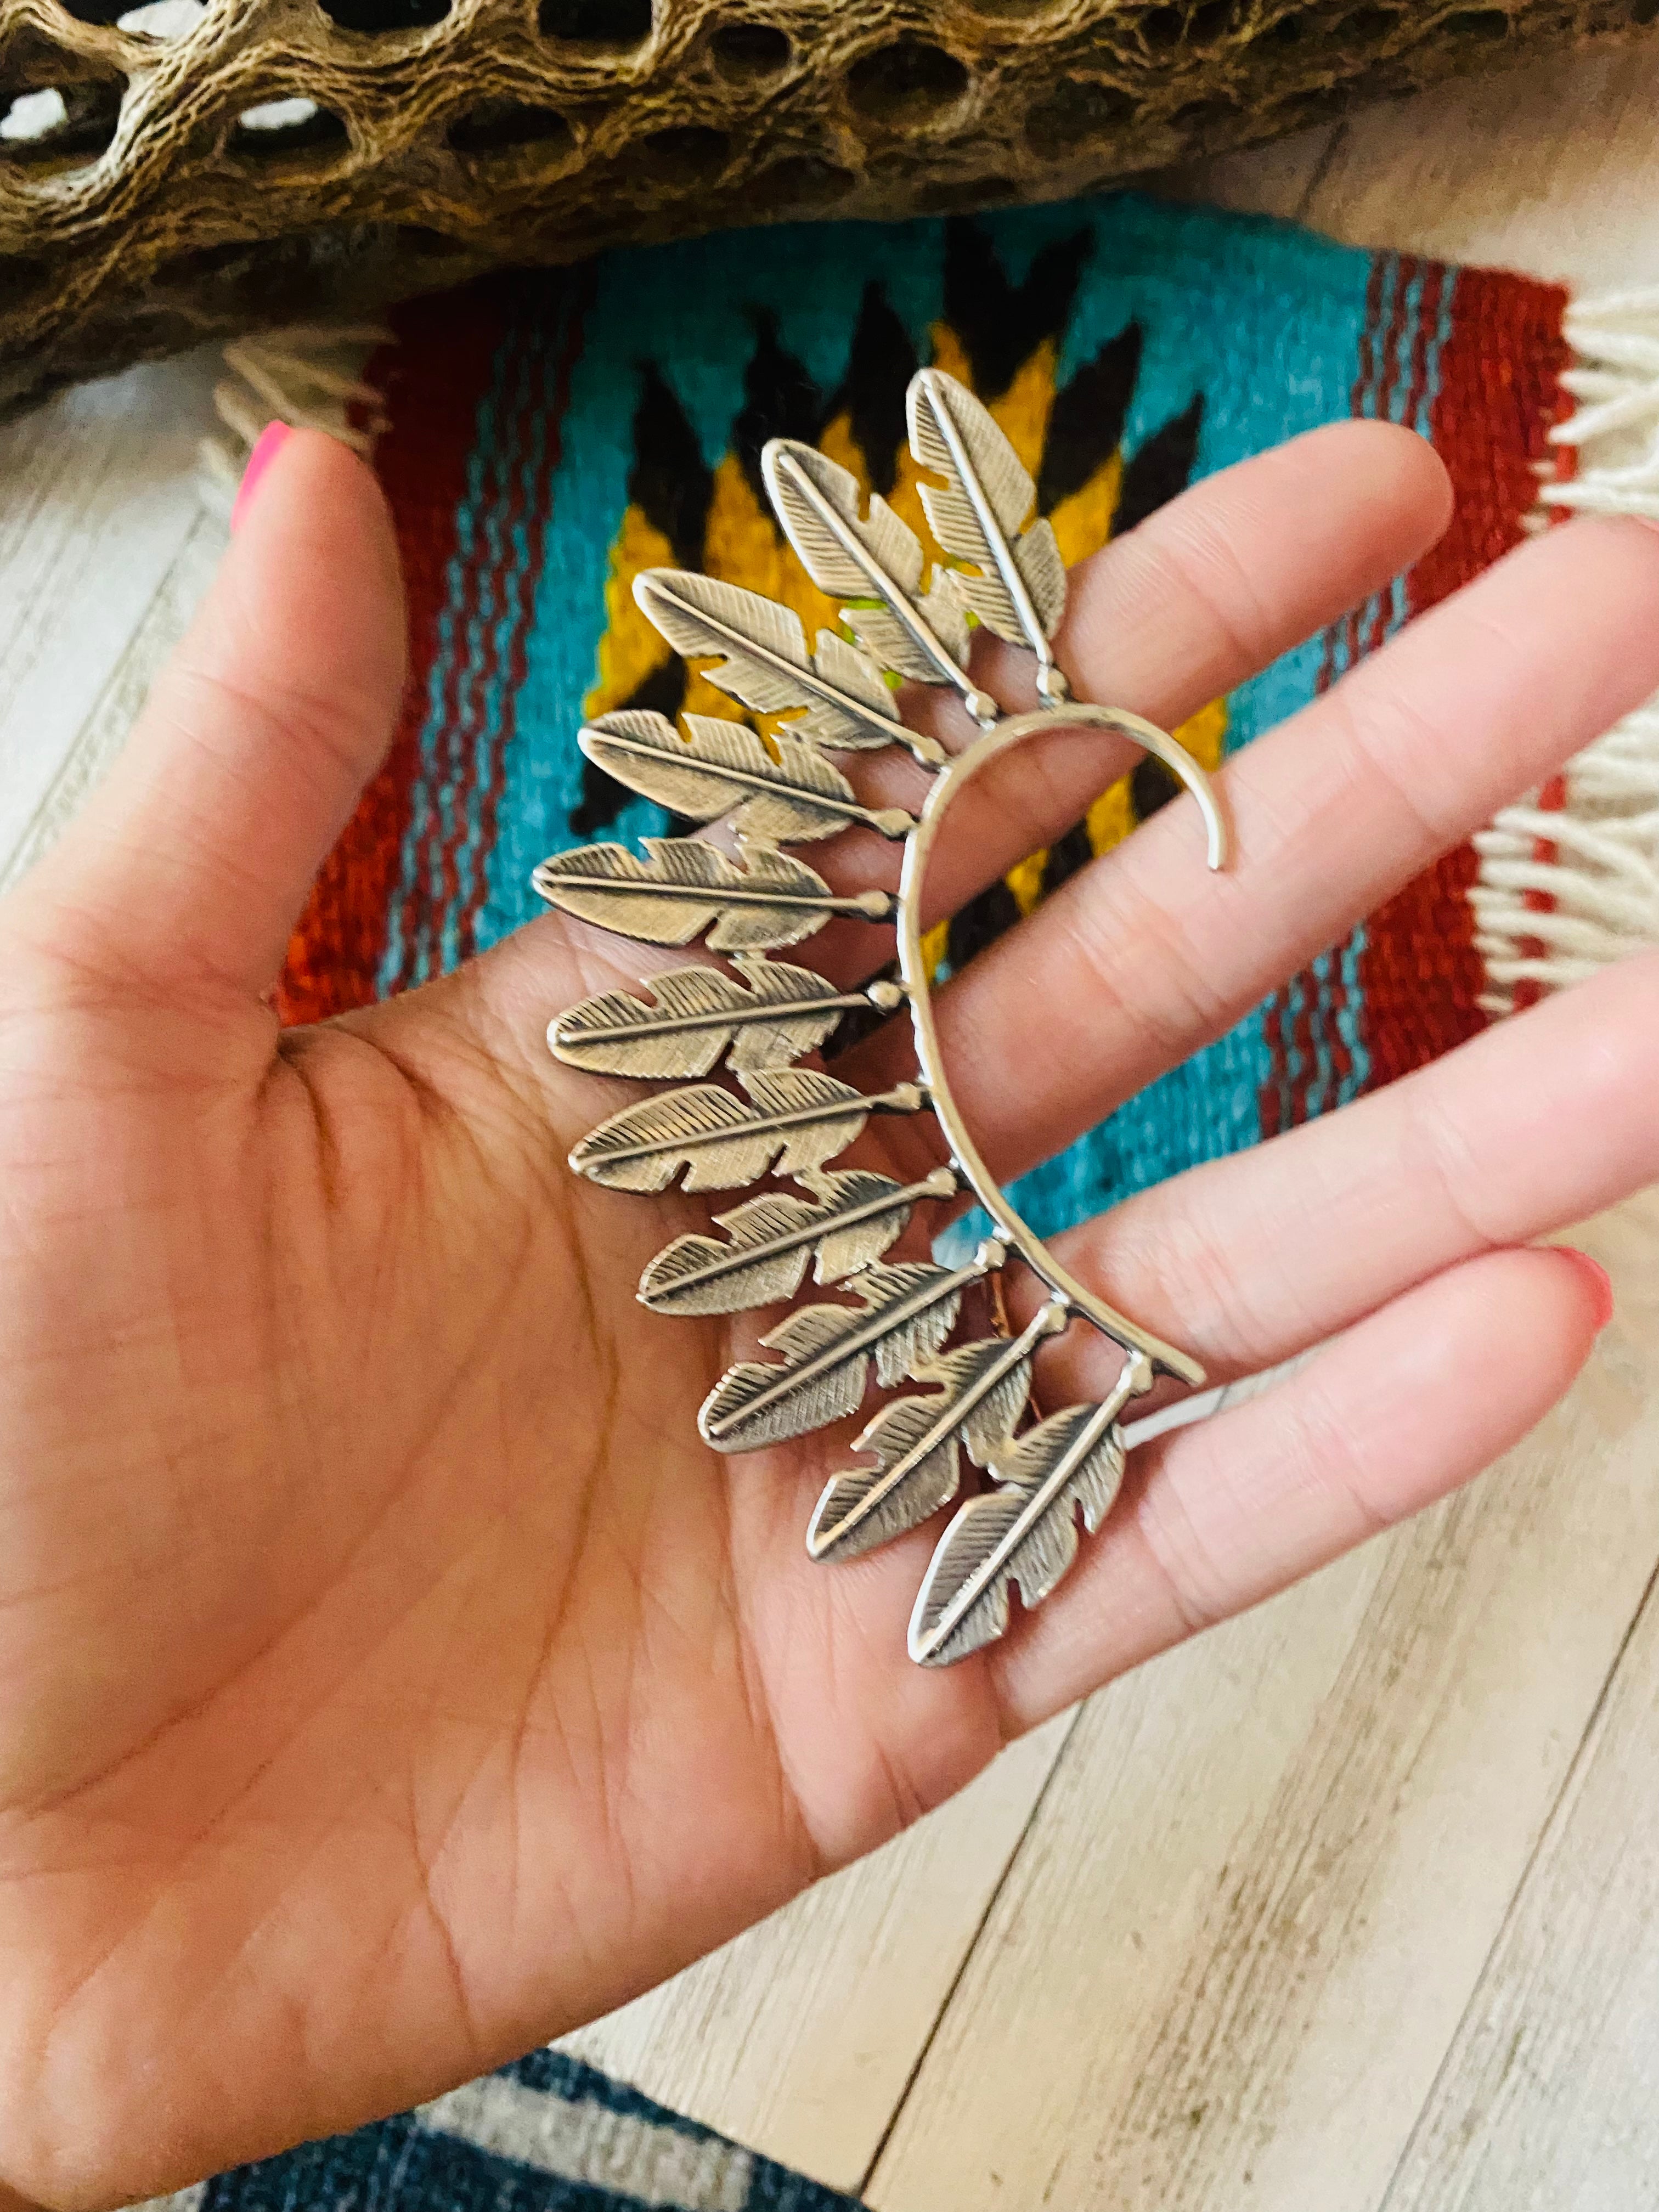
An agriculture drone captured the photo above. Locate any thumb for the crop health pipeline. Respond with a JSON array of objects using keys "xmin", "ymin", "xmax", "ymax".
[{"xmin": 27, "ymin": 425, "xmax": 406, "ymax": 1004}]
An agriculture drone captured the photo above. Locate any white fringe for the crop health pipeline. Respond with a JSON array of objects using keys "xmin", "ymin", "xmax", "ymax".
[
  {"xmin": 1477, "ymin": 287, "xmax": 1659, "ymax": 1016},
  {"xmin": 198, "ymin": 325, "xmax": 390, "ymax": 520}
]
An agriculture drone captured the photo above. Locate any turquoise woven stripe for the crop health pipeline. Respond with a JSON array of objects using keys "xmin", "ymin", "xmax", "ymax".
[
  {"xmin": 445, "ymin": 314, "xmax": 554, "ymax": 977},
  {"xmin": 379, "ymin": 318, "xmax": 533, "ymax": 996}
]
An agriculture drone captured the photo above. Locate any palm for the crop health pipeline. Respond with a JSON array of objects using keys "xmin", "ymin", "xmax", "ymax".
[
  {"xmin": 0, "ymin": 878, "xmax": 1004, "ymax": 2189},
  {"xmin": 2, "ymin": 427, "xmax": 1656, "ymax": 2211}
]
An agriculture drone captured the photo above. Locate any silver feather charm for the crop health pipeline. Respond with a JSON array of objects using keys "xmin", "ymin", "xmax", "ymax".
[
  {"xmin": 808, "ymin": 1298, "xmax": 1066, "ymax": 1561},
  {"xmin": 907, "ymin": 368, "xmax": 1066, "ymax": 669},
  {"xmin": 533, "ymin": 838, "xmax": 893, "ymax": 952},
  {"xmin": 551, "ymin": 956, "xmax": 889, "ymax": 1080},
  {"xmin": 580, "ymin": 710, "xmax": 916, "ymax": 845},
  {"xmin": 907, "ymin": 1353, "xmax": 1152, "ymax": 1666},
  {"xmin": 638, "ymin": 1164, "xmax": 960, "ymax": 1316},
  {"xmin": 633, "ymin": 569, "xmax": 941, "ymax": 764},
  {"xmin": 569, "ymin": 1069, "xmax": 925, "ymax": 1194},
  {"xmin": 761, "ymin": 441, "xmax": 972, "ymax": 690},
  {"xmin": 699, "ymin": 1246, "xmax": 1003, "ymax": 1454},
  {"xmin": 541, "ymin": 366, "xmax": 1229, "ymax": 1667}
]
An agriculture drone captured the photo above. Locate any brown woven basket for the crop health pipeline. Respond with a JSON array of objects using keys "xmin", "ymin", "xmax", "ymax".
[{"xmin": 2, "ymin": 0, "xmax": 1653, "ymax": 419}]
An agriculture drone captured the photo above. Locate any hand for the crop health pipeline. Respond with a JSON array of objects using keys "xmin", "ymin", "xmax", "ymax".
[{"xmin": 2, "ymin": 426, "xmax": 1656, "ymax": 2209}]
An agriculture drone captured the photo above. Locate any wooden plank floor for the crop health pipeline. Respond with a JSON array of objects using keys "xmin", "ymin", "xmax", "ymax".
[{"xmin": 2, "ymin": 39, "xmax": 1657, "ymax": 2208}]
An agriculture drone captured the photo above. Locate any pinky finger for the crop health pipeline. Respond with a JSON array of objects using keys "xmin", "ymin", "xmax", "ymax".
[{"xmin": 992, "ymin": 1245, "xmax": 1612, "ymax": 1732}]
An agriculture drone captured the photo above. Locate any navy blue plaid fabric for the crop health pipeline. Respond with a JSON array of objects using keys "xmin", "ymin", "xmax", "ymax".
[{"xmin": 141, "ymin": 2051, "xmax": 862, "ymax": 2212}]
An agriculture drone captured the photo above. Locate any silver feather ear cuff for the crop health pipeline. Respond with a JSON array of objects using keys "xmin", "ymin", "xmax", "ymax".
[{"xmin": 535, "ymin": 368, "xmax": 1228, "ymax": 1668}]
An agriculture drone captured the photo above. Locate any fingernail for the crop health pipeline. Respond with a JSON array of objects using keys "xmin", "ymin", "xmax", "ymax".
[
  {"xmin": 231, "ymin": 420, "xmax": 293, "ymax": 533},
  {"xmin": 1560, "ymin": 1246, "xmax": 1615, "ymax": 1330}
]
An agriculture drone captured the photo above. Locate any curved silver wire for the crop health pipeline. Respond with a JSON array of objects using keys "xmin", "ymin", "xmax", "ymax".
[{"xmin": 895, "ymin": 702, "xmax": 1229, "ymax": 1387}]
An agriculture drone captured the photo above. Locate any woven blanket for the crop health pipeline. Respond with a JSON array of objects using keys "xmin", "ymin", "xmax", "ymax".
[
  {"xmin": 137, "ymin": 2049, "xmax": 860, "ymax": 2212},
  {"xmin": 275, "ymin": 189, "xmax": 1575, "ymax": 1242}
]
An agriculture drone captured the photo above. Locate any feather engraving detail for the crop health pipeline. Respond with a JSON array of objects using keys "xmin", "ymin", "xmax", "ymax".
[
  {"xmin": 809, "ymin": 1299, "xmax": 1067, "ymax": 1561},
  {"xmin": 551, "ymin": 956, "xmax": 885, "ymax": 1079},
  {"xmin": 580, "ymin": 710, "xmax": 916, "ymax": 844},
  {"xmin": 533, "ymin": 839, "xmax": 891, "ymax": 952},
  {"xmin": 699, "ymin": 1245, "xmax": 1005, "ymax": 1454},
  {"xmin": 569, "ymin": 1070, "xmax": 925, "ymax": 1194},
  {"xmin": 761, "ymin": 441, "xmax": 972, "ymax": 692},
  {"xmin": 639, "ymin": 1164, "xmax": 959, "ymax": 1316},
  {"xmin": 907, "ymin": 368, "xmax": 1066, "ymax": 669},
  {"xmin": 633, "ymin": 569, "xmax": 942, "ymax": 764},
  {"xmin": 908, "ymin": 1351, "xmax": 1153, "ymax": 1665}
]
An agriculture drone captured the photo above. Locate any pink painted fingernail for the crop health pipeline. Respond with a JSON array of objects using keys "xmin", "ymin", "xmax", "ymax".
[
  {"xmin": 1560, "ymin": 1248, "xmax": 1615, "ymax": 1330},
  {"xmin": 231, "ymin": 420, "xmax": 293, "ymax": 533}
]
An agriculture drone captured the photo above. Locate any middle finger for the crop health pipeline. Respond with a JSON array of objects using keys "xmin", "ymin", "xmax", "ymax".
[
  {"xmin": 788, "ymin": 417, "xmax": 1450, "ymax": 986},
  {"xmin": 844, "ymin": 513, "xmax": 1659, "ymax": 1201}
]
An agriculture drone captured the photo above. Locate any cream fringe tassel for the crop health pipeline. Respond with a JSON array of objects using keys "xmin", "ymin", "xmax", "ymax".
[
  {"xmin": 207, "ymin": 301, "xmax": 1659, "ymax": 1014},
  {"xmin": 1480, "ymin": 288, "xmax": 1659, "ymax": 1014},
  {"xmin": 198, "ymin": 325, "xmax": 388, "ymax": 518}
]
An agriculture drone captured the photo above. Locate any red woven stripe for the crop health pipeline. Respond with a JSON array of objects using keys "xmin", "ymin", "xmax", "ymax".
[
  {"xmin": 275, "ymin": 279, "xmax": 514, "ymax": 1024},
  {"xmin": 1267, "ymin": 251, "xmax": 1414, "ymax": 1137},
  {"xmin": 1356, "ymin": 264, "xmax": 1571, "ymax": 1086}
]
